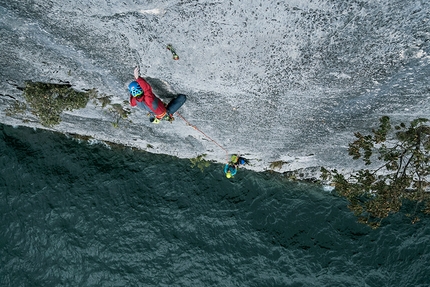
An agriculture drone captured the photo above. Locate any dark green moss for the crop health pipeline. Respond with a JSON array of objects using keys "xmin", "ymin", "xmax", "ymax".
[
  {"xmin": 269, "ymin": 160, "xmax": 288, "ymax": 170},
  {"xmin": 190, "ymin": 154, "xmax": 211, "ymax": 172},
  {"xmin": 97, "ymin": 95, "xmax": 111, "ymax": 108},
  {"xmin": 5, "ymin": 101, "xmax": 27, "ymax": 116},
  {"xmin": 110, "ymin": 103, "xmax": 130, "ymax": 119},
  {"xmin": 109, "ymin": 103, "xmax": 131, "ymax": 128},
  {"xmin": 23, "ymin": 81, "xmax": 90, "ymax": 127}
]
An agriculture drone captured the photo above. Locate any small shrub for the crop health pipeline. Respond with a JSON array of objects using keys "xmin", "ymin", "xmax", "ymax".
[
  {"xmin": 98, "ymin": 95, "xmax": 111, "ymax": 108},
  {"xmin": 190, "ymin": 154, "xmax": 211, "ymax": 172},
  {"xmin": 23, "ymin": 81, "xmax": 89, "ymax": 127},
  {"xmin": 5, "ymin": 101, "xmax": 27, "ymax": 116},
  {"xmin": 109, "ymin": 103, "xmax": 131, "ymax": 128},
  {"xmin": 269, "ymin": 160, "xmax": 288, "ymax": 170}
]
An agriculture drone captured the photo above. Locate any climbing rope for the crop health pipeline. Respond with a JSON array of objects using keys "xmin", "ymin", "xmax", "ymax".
[{"xmin": 176, "ymin": 112, "xmax": 229, "ymax": 162}]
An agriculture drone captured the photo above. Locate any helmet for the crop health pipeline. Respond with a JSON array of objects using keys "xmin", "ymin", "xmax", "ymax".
[
  {"xmin": 239, "ymin": 158, "xmax": 246, "ymax": 165},
  {"xmin": 128, "ymin": 81, "xmax": 143, "ymax": 97},
  {"xmin": 226, "ymin": 172, "xmax": 232, "ymax": 178}
]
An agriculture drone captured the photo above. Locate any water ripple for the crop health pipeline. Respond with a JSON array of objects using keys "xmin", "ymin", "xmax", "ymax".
[{"xmin": 1, "ymin": 124, "xmax": 430, "ymax": 286}]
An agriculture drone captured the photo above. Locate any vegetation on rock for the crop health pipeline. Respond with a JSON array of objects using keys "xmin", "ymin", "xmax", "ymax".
[
  {"xmin": 23, "ymin": 82, "xmax": 90, "ymax": 127},
  {"xmin": 190, "ymin": 154, "xmax": 211, "ymax": 172},
  {"xmin": 269, "ymin": 160, "xmax": 288, "ymax": 170},
  {"xmin": 109, "ymin": 103, "xmax": 131, "ymax": 128},
  {"xmin": 321, "ymin": 116, "xmax": 430, "ymax": 228},
  {"xmin": 5, "ymin": 101, "xmax": 27, "ymax": 117}
]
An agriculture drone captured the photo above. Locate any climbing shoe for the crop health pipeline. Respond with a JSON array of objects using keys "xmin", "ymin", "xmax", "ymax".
[
  {"xmin": 161, "ymin": 114, "xmax": 174, "ymax": 123},
  {"xmin": 150, "ymin": 117, "xmax": 160, "ymax": 124}
]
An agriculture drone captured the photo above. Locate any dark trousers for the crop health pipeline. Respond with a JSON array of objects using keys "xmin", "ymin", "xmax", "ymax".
[{"xmin": 166, "ymin": 94, "xmax": 187, "ymax": 115}]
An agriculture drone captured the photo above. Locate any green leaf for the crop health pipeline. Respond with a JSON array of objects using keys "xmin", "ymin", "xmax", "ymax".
[{"xmin": 321, "ymin": 116, "xmax": 430, "ymax": 227}]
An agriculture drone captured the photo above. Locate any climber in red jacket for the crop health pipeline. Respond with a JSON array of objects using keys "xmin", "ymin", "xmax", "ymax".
[{"xmin": 128, "ymin": 67, "xmax": 186, "ymax": 124}]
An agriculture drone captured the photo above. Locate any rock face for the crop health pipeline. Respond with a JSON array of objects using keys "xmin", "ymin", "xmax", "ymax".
[{"xmin": 1, "ymin": 0, "xmax": 429, "ymax": 174}]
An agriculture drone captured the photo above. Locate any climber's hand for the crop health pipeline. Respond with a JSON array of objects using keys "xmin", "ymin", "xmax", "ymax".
[{"xmin": 134, "ymin": 67, "xmax": 139, "ymax": 79}]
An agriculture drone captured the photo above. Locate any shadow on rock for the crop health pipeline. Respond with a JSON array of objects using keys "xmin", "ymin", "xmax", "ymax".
[{"xmin": 144, "ymin": 77, "xmax": 177, "ymax": 100}]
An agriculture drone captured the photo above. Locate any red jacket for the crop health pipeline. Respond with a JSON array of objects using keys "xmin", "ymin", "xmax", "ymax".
[{"xmin": 130, "ymin": 77, "xmax": 167, "ymax": 118}]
